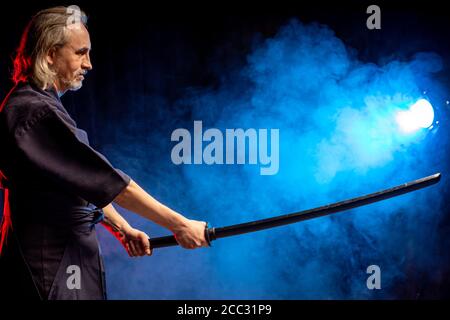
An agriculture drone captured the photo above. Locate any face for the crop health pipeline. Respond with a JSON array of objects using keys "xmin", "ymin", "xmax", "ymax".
[{"xmin": 47, "ymin": 24, "xmax": 92, "ymax": 94}]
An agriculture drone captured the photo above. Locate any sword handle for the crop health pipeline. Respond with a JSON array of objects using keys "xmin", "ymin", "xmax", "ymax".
[
  {"xmin": 149, "ymin": 225, "xmax": 216, "ymax": 249},
  {"xmin": 149, "ymin": 234, "xmax": 178, "ymax": 248}
]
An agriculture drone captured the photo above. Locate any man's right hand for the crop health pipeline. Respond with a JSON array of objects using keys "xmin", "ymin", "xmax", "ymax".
[
  {"xmin": 172, "ymin": 218, "xmax": 209, "ymax": 249},
  {"xmin": 114, "ymin": 180, "xmax": 210, "ymax": 249}
]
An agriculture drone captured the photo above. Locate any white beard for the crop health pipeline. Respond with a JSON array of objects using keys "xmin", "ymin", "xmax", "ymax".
[
  {"xmin": 61, "ymin": 78, "xmax": 83, "ymax": 91},
  {"xmin": 68, "ymin": 80, "xmax": 83, "ymax": 91}
]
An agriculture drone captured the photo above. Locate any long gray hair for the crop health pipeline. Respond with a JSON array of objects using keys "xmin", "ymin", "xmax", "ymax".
[{"xmin": 12, "ymin": 6, "xmax": 87, "ymax": 89}]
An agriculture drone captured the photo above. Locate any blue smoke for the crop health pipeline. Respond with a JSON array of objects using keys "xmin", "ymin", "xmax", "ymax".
[{"xmin": 96, "ymin": 20, "xmax": 449, "ymax": 299}]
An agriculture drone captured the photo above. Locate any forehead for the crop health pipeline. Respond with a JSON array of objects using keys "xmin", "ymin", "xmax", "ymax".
[{"xmin": 65, "ymin": 24, "xmax": 91, "ymax": 49}]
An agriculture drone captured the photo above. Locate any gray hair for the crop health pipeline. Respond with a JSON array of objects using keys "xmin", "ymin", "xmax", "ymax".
[{"xmin": 12, "ymin": 6, "xmax": 88, "ymax": 89}]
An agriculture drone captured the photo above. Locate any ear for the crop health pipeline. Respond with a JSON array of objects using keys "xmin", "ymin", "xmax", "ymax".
[{"xmin": 46, "ymin": 47, "xmax": 57, "ymax": 66}]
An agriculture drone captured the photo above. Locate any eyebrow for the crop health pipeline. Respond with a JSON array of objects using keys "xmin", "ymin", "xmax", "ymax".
[{"xmin": 74, "ymin": 47, "xmax": 91, "ymax": 54}]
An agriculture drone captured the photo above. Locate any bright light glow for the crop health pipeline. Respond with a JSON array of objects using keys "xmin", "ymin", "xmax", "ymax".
[{"xmin": 396, "ymin": 99, "xmax": 434, "ymax": 133}]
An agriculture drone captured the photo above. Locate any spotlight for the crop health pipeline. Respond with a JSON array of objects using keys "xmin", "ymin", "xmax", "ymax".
[{"xmin": 396, "ymin": 99, "xmax": 434, "ymax": 133}]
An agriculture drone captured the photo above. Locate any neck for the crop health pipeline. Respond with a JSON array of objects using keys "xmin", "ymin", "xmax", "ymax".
[{"xmin": 51, "ymin": 81, "xmax": 66, "ymax": 97}]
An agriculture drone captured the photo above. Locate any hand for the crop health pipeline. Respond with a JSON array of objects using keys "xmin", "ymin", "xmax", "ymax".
[
  {"xmin": 120, "ymin": 227, "xmax": 152, "ymax": 257},
  {"xmin": 172, "ymin": 219, "xmax": 209, "ymax": 249}
]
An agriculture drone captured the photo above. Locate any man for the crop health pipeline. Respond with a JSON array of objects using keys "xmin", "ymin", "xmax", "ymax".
[{"xmin": 0, "ymin": 6, "xmax": 208, "ymax": 300}]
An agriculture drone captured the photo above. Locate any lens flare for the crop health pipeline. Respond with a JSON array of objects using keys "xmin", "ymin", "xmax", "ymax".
[{"xmin": 396, "ymin": 99, "xmax": 434, "ymax": 133}]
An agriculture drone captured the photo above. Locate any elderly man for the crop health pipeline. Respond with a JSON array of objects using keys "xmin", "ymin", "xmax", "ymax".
[{"xmin": 0, "ymin": 6, "xmax": 208, "ymax": 300}]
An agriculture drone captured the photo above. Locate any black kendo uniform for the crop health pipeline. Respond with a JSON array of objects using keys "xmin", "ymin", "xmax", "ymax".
[{"xmin": 0, "ymin": 81, "xmax": 130, "ymax": 300}]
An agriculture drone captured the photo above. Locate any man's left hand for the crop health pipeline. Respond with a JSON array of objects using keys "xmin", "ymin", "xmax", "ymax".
[{"xmin": 120, "ymin": 227, "xmax": 152, "ymax": 257}]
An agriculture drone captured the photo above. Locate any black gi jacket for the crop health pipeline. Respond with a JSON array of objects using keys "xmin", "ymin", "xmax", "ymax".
[{"xmin": 0, "ymin": 81, "xmax": 130, "ymax": 300}]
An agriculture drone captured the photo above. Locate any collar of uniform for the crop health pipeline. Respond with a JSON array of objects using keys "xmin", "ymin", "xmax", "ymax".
[
  {"xmin": 43, "ymin": 85, "xmax": 61, "ymax": 103},
  {"xmin": 24, "ymin": 81, "xmax": 61, "ymax": 104}
]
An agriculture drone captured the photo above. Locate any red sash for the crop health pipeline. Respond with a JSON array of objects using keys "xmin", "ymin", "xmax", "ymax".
[{"xmin": 0, "ymin": 170, "xmax": 12, "ymax": 255}]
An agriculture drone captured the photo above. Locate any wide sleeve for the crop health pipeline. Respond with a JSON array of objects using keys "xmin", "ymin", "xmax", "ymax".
[{"xmin": 14, "ymin": 106, "xmax": 131, "ymax": 208}]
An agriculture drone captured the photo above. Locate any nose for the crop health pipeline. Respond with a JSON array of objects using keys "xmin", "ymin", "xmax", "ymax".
[{"xmin": 82, "ymin": 52, "xmax": 93, "ymax": 71}]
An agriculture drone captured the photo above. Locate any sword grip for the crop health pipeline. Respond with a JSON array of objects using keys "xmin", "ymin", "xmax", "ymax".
[
  {"xmin": 149, "ymin": 234, "xmax": 178, "ymax": 248},
  {"xmin": 149, "ymin": 226, "xmax": 216, "ymax": 249}
]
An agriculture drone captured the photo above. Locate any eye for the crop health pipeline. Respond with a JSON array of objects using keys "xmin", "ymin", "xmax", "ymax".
[{"xmin": 76, "ymin": 48, "xmax": 89, "ymax": 56}]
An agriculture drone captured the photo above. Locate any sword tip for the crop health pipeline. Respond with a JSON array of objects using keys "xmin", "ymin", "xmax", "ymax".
[{"xmin": 432, "ymin": 172, "xmax": 441, "ymax": 181}]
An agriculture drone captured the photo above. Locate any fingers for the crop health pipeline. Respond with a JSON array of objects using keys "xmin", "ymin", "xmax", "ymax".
[
  {"xmin": 175, "ymin": 220, "xmax": 210, "ymax": 250},
  {"xmin": 129, "ymin": 240, "xmax": 139, "ymax": 257},
  {"xmin": 125, "ymin": 232, "xmax": 153, "ymax": 257},
  {"xmin": 203, "ymin": 221, "xmax": 210, "ymax": 247},
  {"xmin": 177, "ymin": 237, "xmax": 207, "ymax": 249},
  {"xmin": 139, "ymin": 234, "xmax": 152, "ymax": 256},
  {"xmin": 125, "ymin": 242, "xmax": 132, "ymax": 257},
  {"xmin": 174, "ymin": 236, "xmax": 196, "ymax": 249}
]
